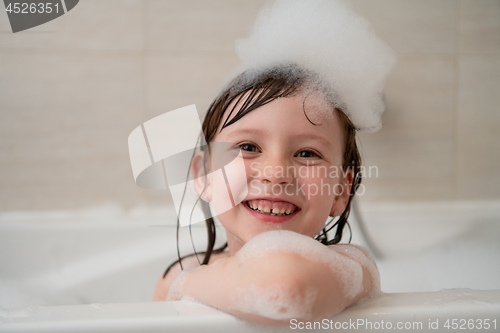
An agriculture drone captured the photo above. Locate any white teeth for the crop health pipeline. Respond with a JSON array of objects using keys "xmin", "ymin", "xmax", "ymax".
[{"xmin": 247, "ymin": 201, "xmax": 297, "ymax": 216}]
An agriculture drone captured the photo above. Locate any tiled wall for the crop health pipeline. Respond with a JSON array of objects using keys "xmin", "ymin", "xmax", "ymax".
[
  {"xmin": 353, "ymin": 0, "xmax": 500, "ymax": 202},
  {"xmin": 0, "ymin": 0, "xmax": 498, "ymax": 211}
]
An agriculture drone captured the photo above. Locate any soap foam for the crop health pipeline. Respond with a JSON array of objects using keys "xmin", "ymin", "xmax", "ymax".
[
  {"xmin": 333, "ymin": 244, "xmax": 381, "ymax": 293},
  {"xmin": 168, "ymin": 230, "xmax": 379, "ymax": 321},
  {"xmin": 165, "ymin": 265, "xmax": 204, "ymax": 302},
  {"xmin": 0, "ymin": 306, "xmax": 34, "ymax": 319},
  {"xmin": 233, "ymin": 0, "xmax": 396, "ymax": 132},
  {"xmin": 236, "ymin": 230, "xmax": 365, "ymax": 300},
  {"xmin": 230, "ymin": 284, "xmax": 319, "ymax": 320}
]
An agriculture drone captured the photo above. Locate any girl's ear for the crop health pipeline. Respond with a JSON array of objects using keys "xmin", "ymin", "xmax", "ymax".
[
  {"xmin": 190, "ymin": 151, "xmax": 211, "ymax": 202},
  {"xmin": 330, "ymin": 168, "xmax": 353, "ymax": 216}
]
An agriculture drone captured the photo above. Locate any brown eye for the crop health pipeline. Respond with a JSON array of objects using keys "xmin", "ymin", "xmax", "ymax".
[
  {"xmin": 296, "ymin": 150, "xmax": 319, "ymax": 158},
  {"xmin": 238, "ymin": 143, "xmax": 260, "ymax": 153}
]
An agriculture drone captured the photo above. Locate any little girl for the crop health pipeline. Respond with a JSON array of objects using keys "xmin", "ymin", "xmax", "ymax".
[{"xmin": 152, "ymin": 0, "xmax": 395, "ymax": 326}]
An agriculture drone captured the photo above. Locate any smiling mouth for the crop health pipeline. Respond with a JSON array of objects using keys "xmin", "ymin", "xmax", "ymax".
[{"xmin": 245, "ymin": 199, "xmax": 299, "ymax": 216}]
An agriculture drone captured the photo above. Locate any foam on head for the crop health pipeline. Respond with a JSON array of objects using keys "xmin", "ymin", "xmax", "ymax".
[
  {"xmin": 220, "ymin": 64, "xmax": 341, "ymax": 127},
  {"xmin": 231, "ymin": 0, "xmax": 396, "ymax": 132}
]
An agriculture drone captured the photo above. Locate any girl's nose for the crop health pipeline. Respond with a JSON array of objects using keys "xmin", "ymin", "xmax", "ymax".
[{"xmin": 258, "ymin": 155, "xmax": 294, "ymax": 185}]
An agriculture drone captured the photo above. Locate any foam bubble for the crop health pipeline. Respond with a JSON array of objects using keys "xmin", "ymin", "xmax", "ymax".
[
  {"xmin": 233, "ymin": 0, "xmax": 396, "ymax": 132},
  {"xmin": 0, "ymin": 306, "xmax": 34, "ymax": 319},
  {"xmin": 168, "ymin": 231, "xmax": 379, "ymax": 320},
  {"xmin": 165, "ymin": 265, "xmax": 204, "ymax": 302},
  {"xmin": 230, "ymin": 284, "xmax": 319, "ymax": 320},
  {"xmin": 236, "ymin": 230, "xmax": 365, "ymax": 300},
  {"xmin": 333, "ymin": 244, "xmax": 381, "ymax": 293},
  {"xmin": 0, "ymin": 280, "xmax": 46, "ymax": 309}
]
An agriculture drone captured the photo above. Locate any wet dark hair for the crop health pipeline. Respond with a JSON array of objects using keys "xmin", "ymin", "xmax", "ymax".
[{"xmin": 163, "ymin": 64, "xmax": 362, "ymax": 278}]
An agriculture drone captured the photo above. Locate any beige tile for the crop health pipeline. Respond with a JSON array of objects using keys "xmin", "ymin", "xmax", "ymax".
[
  {"xmin": 357, "ymin": 54, "xmax": 455, "ymax": 201},
  {"xmin": 144, "ymin": 0, "xmax": 267, "ymax": 52},
  {"xmin": 360, "ymin": 130, "xmax": 454, "ymax": 178},
  {"xmin": 0, "ymin": 154, "xmax": 143, "ymax": 211},
  {"xmin": 0, "ymin": 3, "xmax": 11, "ymax": 33},
  {"xmin": 460, "ymin": 0, "xmax": 500, "ymax": 54},
  {"xmin": 457, "ymin": 54, "xmax": 500, "ymax": 199},
  {"xmin": 143, "ymin": 188, "xmax": 175, "ymax": 207},
  {"xmin": 0, "ymin": 0, "xmax": 142, "ymax": 51},
  {"xmin": 0, "ymin": 53, "xmax": 145, "ymax": 210},
  {"xmin": 358, "ymin": 178, "xmax": 457, "ymax": 202},
  {"xmin": 348, "ymin": 0, "xmax": 457, "ymax": 54},
  {"xmin": 145, "ymin": 51, "xmax": 240, "ymax": 119},
  {"xmin": 382, "ymin": 54, "xmax": 455, "ymax": 129},
  {"xmin": 1, "ymin": 53, "xmax": 143, "ymax": 110}
]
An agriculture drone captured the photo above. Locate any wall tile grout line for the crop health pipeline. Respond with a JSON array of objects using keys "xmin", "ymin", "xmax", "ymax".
[{"xmin": 451, "ymin": 0, "xmax": 462, "ymax": 197}]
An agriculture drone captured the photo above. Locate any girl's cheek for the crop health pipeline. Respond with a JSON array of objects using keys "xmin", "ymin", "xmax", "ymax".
[
  {"xmin": 210, "ymin": 155, "xmax": 248, "ymax": 215},
  {"xmin": 224, "ymin": 155, "xmax": 249, "ymax": 204},
  {"xmin": 299, "ymin": 171, "xmax": 339, "ymax": 202},
  {"xmin": 211, "ymin": 170, "xmax": 233, "ymax": 216},
  {"xmin": 246, "ymin": 161, "xmax": 264, "ymax": 197}
]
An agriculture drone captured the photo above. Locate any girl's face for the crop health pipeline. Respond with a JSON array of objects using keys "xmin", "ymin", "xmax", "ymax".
[{"xmin": 200, "ymin": 93, "xmax": 352, "ymax": 254}]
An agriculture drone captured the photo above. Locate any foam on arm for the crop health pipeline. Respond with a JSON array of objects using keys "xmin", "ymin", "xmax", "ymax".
[{"xmin": 169, "ymin": 230, "xmax": 379, "ymax": 325}]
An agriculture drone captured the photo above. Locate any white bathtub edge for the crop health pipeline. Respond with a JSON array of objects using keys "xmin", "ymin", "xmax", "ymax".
[{"xmin": 1, "ymin": 289, "xmax": 499, "ymax": 333}]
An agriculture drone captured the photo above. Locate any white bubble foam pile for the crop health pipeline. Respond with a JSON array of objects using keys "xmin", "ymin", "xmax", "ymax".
[
  {"xmin": 234, "ymin": 0, "xmax": 396, "ymax": 132},
  {"xmin": 230, "ymin": 284, "xmax": 319, "ymax": 320},
  {"xmin": 166, "ymin": 265, "xmax": 203, "ymax": 302},
  {"xmin": 334, "ymin": 244, "xmax": 381, "ymax": 294},
  {"xmin": 234, "ymin": 230, "xmax": 377, "ymax": 318}
]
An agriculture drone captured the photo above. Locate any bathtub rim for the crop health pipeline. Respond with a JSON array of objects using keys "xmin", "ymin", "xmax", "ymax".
[{"xmin": 1, "ymin": 289, "xmax": 500, "ymax": 333}]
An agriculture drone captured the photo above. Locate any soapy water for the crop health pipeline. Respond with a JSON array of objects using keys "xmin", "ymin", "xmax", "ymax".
[
  {"xmin": 0, "ymin": 281, "xmax": 47, "ymax": 309},
  {"xmin": 0, "ymin": 211, "xmax": 499, "ymax": 312},
  {"xmin": 377, "ymin": 221, "xmax": 500, "ymax": 293}
]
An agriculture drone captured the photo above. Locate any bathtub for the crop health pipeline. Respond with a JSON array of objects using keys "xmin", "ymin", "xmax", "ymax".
[{"xmin": 1, "ymin": 201, "xmax": 500, "ymax": 332}]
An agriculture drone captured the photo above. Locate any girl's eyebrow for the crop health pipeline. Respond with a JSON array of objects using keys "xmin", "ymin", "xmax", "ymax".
[
  {"xmin": 294, "ymin": 133, "xmax": 332, "ymax": 149},
  {"xmin": 225, "ymin": 129, "xmax": 331, "ymax": 148},
  {"xmin": 224, "ymin": 128, "xmax": 266, "ymax": 139}
]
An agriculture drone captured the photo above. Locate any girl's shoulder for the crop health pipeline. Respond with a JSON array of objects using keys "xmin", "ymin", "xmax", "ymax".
[
  {"xmin": 326, "ymin": 243, "xmax": 378, "ymax": 273},
  {"xmin": 327, "ymin": 243, "xmax": 373, "ymax": 260},
  {"xmin": 326, "ymin": 243, "xmax": 380, "ymax": 291}
]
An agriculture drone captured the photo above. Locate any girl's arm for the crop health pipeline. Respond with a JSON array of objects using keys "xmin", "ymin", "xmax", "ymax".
[{"xmin": 167, "ymin": 241, "xmax": 379, "ymax": 326}]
